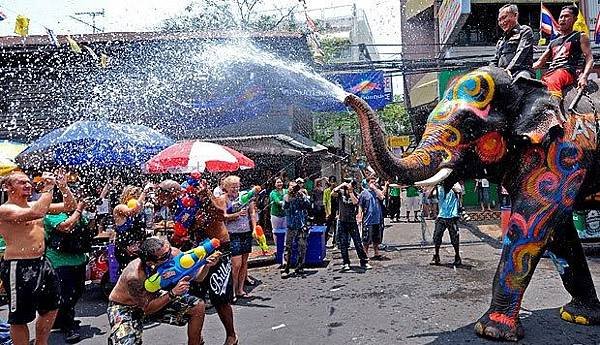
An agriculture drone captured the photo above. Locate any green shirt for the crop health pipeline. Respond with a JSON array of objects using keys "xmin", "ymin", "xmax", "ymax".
[
  {"xmin": 323, "ymin": 187, "xmax": 332, "ymax": 216},
  {"xmin": 44, "ymin": 213, "xmax": 88, "ymax": 268},
  {"xmin": 406, "ymin": 185, "xmax": 419, "ymax": 198},
  {"xmin": 389, "ymin": 186, "xmax": 401, "ymax": 197},
  {"xmin": 304, "ymin": 179, "xmax": 314, "ymax": 192},
  {"xmin": 269, "ymin": 189, "xmax": 287, "ymax": 217}
]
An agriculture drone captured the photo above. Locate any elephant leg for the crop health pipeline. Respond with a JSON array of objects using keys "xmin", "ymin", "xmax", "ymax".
[
  {"xmin": 546, "ymin": 219, "xmax": 600, "ymax": 325},
  {"xmin": 474, "ymin": 140, "xmax": 587, "ymax": 341},
  {"xmin": 474, "ymin": 201, "xmax": 553, "ymax": 342}
]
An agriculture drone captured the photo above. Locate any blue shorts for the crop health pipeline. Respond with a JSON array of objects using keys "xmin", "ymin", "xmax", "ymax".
[
  {"xmin": 229, "ymin": 231, "xmax": 253, "ymax": 256},
  {"xmin": 362, "ymin": 223, "xmax": 383, "ymax": 245},
  {"xmin": 478, "ymin": 187, "xmax": 490, "ymax": 204}
]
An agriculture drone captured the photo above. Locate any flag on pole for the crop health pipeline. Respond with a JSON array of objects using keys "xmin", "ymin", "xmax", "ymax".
[
  {"xmin": 540, "ymin": 4, "xmax": 558, "ymax": 39},
  {"xmin": 45, "ymin": 28, "xmax": 60, "ymax": 47},
  {"xmin": 595, "ymin": 11, "xmax": 600, "ymax": 44},
  {"xmin": 83, "ymin": 45, "xmax": 99, "ymax": 61},
  {"xmin": 305, "ymin": 13, "xmax": 317, "ymax": 32},
  {"xmin": 100, "ymin": 53, "xmax": 109, "ymax": 68},
  {"xmin": 573, "ymin": 6, "xmax": 589, "ymax": 35},
  {"xmin": 0, "ymin": 10, "xmax": 7, "ymax": 21},
  {"xmin": 66, "ymin": 36, "xmax": 82, "ymax": 54},
  {"xmin": 14, "ymin": 15, "xmax": 30, "ymax": 37}
]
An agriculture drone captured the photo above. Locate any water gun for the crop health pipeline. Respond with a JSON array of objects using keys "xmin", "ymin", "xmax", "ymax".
[
  {"xmin": 227, "ymin": 186, "xmax": 262, "ymax": 213},
  {"xmin": 172, "ymin": 171, "xmax": 202, "ymax": 246},
  {"xmin": 144, "ymin": 238, "xmax": 220, "ymax": 292},
  {"xmin": 253, "ymin": 224, "xmax": 268, "ymax": 253}
]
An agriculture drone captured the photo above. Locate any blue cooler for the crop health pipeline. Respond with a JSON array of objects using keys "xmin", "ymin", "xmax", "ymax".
[{"xmin": 274, "ymin": 226, "xmax": 326, "ymax": 266}]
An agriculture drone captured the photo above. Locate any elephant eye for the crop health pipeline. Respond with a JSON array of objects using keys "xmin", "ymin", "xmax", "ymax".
[{"xmin": 461, "ymin": 116, "xmax": 481, "ymax": 141}]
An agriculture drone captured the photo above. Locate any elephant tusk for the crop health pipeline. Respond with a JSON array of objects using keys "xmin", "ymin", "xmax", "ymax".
[{"xmin": 414, "ymin": 168, "xmax": 454, "ymax": 187}]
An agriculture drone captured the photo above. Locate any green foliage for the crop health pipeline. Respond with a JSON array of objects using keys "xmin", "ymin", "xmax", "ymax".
[
  {"xmin": 313, "ymin": 96, "xmax": 410, "ymax": 146},
  {"xmin": 158, "ymin": 0, "xmax": 299, "ymax": 32},
  {"xmin": 320, "ymin": 37, "xmax": 351, "ymax": 63}
]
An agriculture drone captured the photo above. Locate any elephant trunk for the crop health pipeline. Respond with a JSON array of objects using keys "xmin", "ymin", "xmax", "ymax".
[{"xmin": 345, "ymin": 94, "xmax": 443, "ymax": 184}]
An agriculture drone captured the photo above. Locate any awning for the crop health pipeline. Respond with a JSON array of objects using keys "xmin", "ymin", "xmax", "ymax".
[
  {"xmin": 405, "ymin": 0, "xmax": 434, "ymax": 20},
  {"xmin": 408, "ymin": 72, "xmax": 439, "ymax": 108},
  {"xmin": 206, "ymin": 133, "xmax": 328, "ymax": 156}
]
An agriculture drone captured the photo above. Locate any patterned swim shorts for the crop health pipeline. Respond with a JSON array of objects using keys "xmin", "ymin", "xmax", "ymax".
[{"xmin": 107, "ymin": 294, "xmax": 201, "ymax": 345}]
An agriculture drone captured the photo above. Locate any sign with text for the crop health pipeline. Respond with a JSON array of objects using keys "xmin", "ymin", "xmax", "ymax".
[
  {"xmin": 388, "ymin": 135, "xmax": 411, "ymax": 148},
  {"xmin": 328, "ymin": 71, "xmax": 393, "ymax": 111},
  {"xmin": 438, "ymin": 0, "xmax": 471, "ymax": 46}
]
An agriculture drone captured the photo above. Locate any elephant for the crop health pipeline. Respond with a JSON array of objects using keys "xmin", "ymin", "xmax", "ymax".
[{"xmin": 344, "ymin": 66, "xmax": 600, "ymax": 341}]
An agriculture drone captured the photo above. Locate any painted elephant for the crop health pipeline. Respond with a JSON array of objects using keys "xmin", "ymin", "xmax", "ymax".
[{"xmin": 345, "ymin": 66, "xmax": 600, "ymax": 341}]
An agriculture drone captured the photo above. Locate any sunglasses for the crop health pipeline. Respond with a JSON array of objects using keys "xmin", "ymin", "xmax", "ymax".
[{"xmin": 152, "ymin": 248, "xmax": 172, "ymax": 263}]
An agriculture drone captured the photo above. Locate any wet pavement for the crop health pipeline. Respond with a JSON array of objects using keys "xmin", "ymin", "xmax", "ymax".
[{"xmin": 2, "ymin": 219, "xmax": 600, "ymax": 344}]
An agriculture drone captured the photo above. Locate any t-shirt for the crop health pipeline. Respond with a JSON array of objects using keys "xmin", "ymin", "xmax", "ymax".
[
  {"xmin": 213, "ymin": 186, "xmax": 225, "ymax": 197},
  {"xmin": 285, "ymin": 194, "xmax": 311, "ymax": 229},
  {"xmin": 96, "ymin": 198, "xmax": 110, "ymax": 215},
  {"xmin": 304, "ymin": 179, "xmax": 314, "ymax": 192},
  {"xmin": 44, "ymin": 213, "xmax": 88, "ymax": 268},
  {"xmin": 359, "ymin": 189, "xmax": 382, "ymax": 225},
  {"xmin": 479, "ymin": 179, "xmax": 490, "ymax": 188},
  {"xmin": 389, "ymin": 186, "xmax": 400, "ymax": 197},
  {"xmin": 437, "ymin": 184, "xmax": 460, "ymax": 219},
  {"xmin": 269, "ymin": 189, "xmax": 287, "ymax": 217},
  {"xmin": 312, "ymin": 188, "xmax": 324, "ymax": 207},
  {"xmin": 338, "ymin": 189, "xmax": 358, "ymax": 223},
  {"xmin": 406, "ymin": 185, "xmax": 419, "ymax": 198}
]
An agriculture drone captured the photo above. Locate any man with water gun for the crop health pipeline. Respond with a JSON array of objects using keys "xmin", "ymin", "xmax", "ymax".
[
  {"xmin": 107, "ymin": 237, "xmax": 221, "ymax": 345},
  {"xmin": 157, "ymin": 175, "xmax": 239, "ymax": 345}
]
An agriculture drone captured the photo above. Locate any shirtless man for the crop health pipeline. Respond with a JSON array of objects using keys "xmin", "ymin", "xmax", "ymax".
[
  {"xmin": 108, "ymin": 237, "xmax": 219, "ymax": 345},
  {"xmin": 158, "ymin": 179, "xmax": 238, "ymax": 345},
  {"xmin": 0, "ymin": 171, "xmax": 76, "ymax": 345}
]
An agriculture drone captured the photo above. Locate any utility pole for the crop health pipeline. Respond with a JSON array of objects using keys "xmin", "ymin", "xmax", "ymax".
[{"xmin": 72, "ymin": 9, "xmax": 105, "ymax": 33}]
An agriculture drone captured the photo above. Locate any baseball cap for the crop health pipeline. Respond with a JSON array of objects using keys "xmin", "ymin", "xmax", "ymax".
[{"xmin": 295, "ymin": 177, "xmax": 305, "ymax": 184}]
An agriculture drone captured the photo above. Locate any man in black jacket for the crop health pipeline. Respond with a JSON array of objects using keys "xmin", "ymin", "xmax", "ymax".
[{"xmin": 491, "ymin": 4, "xmax": 534, "ymax": 79}]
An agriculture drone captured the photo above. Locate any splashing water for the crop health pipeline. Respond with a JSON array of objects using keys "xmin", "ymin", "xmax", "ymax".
[
  {"xmin": 86, "ymin": 38, "xmax": 349, "ymax": 139},
  {"xmin": 197, "ymin": 40, "xmax": 349, "ymax": 102}
]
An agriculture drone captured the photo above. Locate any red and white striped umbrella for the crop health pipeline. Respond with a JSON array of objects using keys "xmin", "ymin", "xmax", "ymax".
[{"xmin": 143, "ymin": 140, "xmax": 255, "ymax": 174}]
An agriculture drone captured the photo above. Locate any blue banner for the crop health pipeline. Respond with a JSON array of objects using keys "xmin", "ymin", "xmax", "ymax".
[
  {"xmin": 190, "ymin": 64, "xmax": 393, "ymax": 130},
  {"xmin": 327, "ymin": 71, "xmax": 392, "ymax": 111}
]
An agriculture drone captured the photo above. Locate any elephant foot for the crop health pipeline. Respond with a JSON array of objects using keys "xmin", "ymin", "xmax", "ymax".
[
  {"xmin": 560, "ymin": 299, "xmax": 600, "ymax": 325},
  {"xmin": 474, "ymin": 310, "xmax": 524, "ymax": 342}
]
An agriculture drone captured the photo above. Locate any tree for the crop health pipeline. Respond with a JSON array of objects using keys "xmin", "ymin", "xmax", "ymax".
[
  {"xmin": 320, "ymin": 37, "xmax": 351, "ymax": 64},
  {"xmin": 313, "ymin": 96, "xmax": 411, "ymax": 147},
  {"xmin": 158, "ymin": 0, "xmax": 299, "ymax": 32}
]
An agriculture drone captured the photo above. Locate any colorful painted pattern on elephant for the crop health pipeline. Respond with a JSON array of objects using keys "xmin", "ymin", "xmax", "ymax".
[
  {"xmin": 493, "ymin": 139, "xmax": 585, "ymax": 320},
  {"xmin": 418, "ymin": 70, "xmax": 505, "ymax": 168},
  {"xmin": 563, "ymin": 113, "xmax": 598, "ymax": 150}
]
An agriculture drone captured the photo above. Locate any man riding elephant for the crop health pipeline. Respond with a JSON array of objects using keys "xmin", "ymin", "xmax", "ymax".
[
  {"xmin": 491, "ymin": 4, "xmax": 534, "ymax": 79},
  {"xmin": 533, "ymin": 5, "xmax": 593, "ymax": 107},
  {"xmin": 344, "ymin": 65, "xmax": 600, "ymax": 342}
]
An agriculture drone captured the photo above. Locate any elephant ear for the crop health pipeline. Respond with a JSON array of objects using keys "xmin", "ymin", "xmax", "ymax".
[{"xmin": 511, "ymin": 77, "xmax": 561, "ymax": 144}]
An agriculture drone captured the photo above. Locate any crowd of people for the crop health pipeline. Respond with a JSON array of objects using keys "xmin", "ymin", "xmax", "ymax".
[{"xmin": 0, "ymin": 167, "xmax": 474, "ymax": 345}]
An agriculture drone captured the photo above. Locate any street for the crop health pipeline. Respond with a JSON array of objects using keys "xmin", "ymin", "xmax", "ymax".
[{"xmin": 4, "ymin": 220, "xmax": 600, "ymax": 345}]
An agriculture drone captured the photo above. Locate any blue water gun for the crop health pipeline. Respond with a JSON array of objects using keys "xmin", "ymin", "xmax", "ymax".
[{"xmin": 144, "ymin": 238, "xmax": 221, "ymax": 292}]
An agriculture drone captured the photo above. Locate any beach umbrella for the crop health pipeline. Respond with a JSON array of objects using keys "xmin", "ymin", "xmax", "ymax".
[
  {"xmin": 144, "ymin": 140, "xmax": 255, "ymax": 174},
  {"xmin": 16, "ymin": 120, "xmax": 174, "ymax": 169},
  {"xmin": 0, "ymin": 141, "xmax": 27, "ymax": 175}
]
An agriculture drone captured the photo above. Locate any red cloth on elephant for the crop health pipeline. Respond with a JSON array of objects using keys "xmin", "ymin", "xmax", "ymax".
[{"xmin": 541, "ymin": 68, "xmax": 575, "ymax": 99}]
